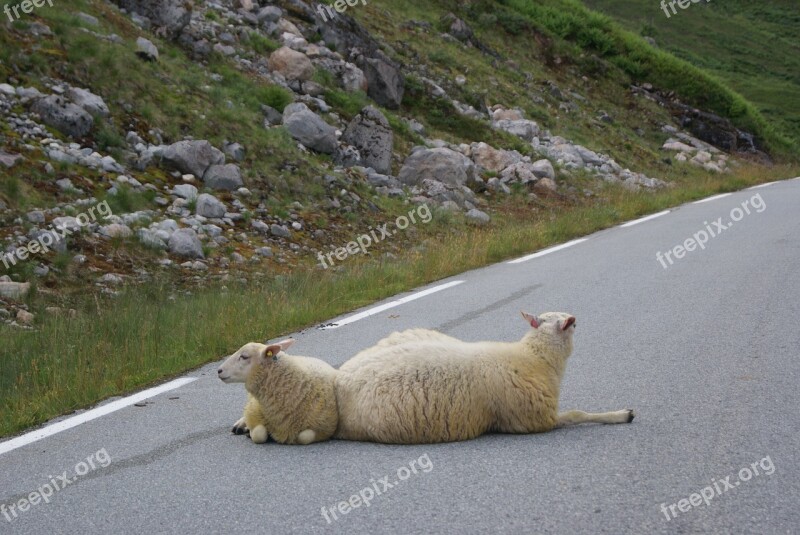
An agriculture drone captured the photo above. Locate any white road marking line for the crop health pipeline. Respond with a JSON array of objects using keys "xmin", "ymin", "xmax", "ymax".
[
  {"xmin": 320, "ymin": 280, "xmax": 465, "ymax": 329},
  {"xmin": 693, "ymin": 193, "xmax": 732, "ymax": 204},
  {"xmin": 620, "ymin": 210, "xmax": 671, "ymax": 228},
  {"xmin": 507, "ymin": 238, "xmax": 588, "ymax": 264},
  {"xmin": 0, "ymin": 377, "xmax": 197, "ymax": 457},
  {"xmin": 748, "ymin": 182, "xmax": 777, "ymax": 189}
]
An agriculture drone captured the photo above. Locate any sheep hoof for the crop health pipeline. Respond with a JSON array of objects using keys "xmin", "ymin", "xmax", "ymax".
[
  {"xmin": 626, "ymin": 410, "xmax": 635, "ymax": 423},
  {"xmin": 232, "ymin": 417, "xmax": 248, "ymax": 435},
  {"xmin": 250, "ymin": 425, "xmax": 269, "ymax": 444}
]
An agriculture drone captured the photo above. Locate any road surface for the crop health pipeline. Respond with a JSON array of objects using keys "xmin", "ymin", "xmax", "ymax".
[{"xmin": 2, "ymin": 178, "xmax": 798, "ymax": 534}]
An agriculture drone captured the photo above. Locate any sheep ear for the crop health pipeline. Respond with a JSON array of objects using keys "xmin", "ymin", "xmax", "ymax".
[
  {"xmin": 263, "ymin": 343, "xmax": 283, "ymax": 361},
  {"xmin": 521, "ymin": 311, "xmax": 539, "ymax": 328},
  {"xmin": 276, "ymin": 338, "xmax": 295, "ymax": 351}
]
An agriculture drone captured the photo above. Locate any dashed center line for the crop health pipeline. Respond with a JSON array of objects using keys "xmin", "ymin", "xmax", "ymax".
[
  {"xmin": 507, "ymin": 239, "xmax": 588, "ymax": 264},
  {"xmin": 320, "ymin": 280, "xmax": 465, "ymax": 329},
  {"xmin": 620, "ymin": 210, "xmax": 671, "ymax": 228},
  {"xmin": 693, "ymin": 193, "xmax": 732, "ymax": 204}
]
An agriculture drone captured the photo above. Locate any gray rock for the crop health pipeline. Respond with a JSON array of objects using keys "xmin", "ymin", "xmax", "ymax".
[
  {"xmin": 268, "ymin": 46, "xmax": 314, "ymax": 81},
  {"xmin": 111, "ymin": 0, "xmax": 191, "ymax": 39},
  {"xmin": 492, "ymin": 119, "xmax": 539, "ymax": 141},
  {"xmin": 195, "ymin": 194, "xmax": 226, "ymax": 219},
  {"xmin": 137, "ymin": 228, "xmax": 167, "ymax": 249},
  {"xmin": 27, "ymin": 211, "xmax": 45, "ymax": 224},
  {"xmin": 0, "ymin": 151, "xmax": 23, "ymax": 169},
  {"xmin": 262, "ymin": 105, "xmax": 283, "ymax": 126},
  {"xmin": 256, "ymin": 5, "xmax": 282, "ymax": 23},
  {"xmin": 531, "ymin": 159, "xmax": 555, "ymax": 180},
  {"xmin": 31, "ymin": 95, "xmax": 94, "ymax": 138},
  {"xmin": 136, "ymin": 37, "xmax": 159, "ymax": 61},
  {"xmin": 172, "ymin": 184, "xmax": 198, "ymax": 200},
  {"xmin": 270, "ymin": 224, "xmax": 291, "ymax": 238},
  {"xmin": 168, "ymin": 228, "xmax": 204, "ymax": 259},
  {"xmin": 282, "ymin": 103, "xmax": 337, "ymax": 154},
  {"xmin": 161, "ymin": 140, "xmax": 225, "ymax": 178},
  {"xmin": 99, "ymin": 224, "xmax": 133, "ymax": 238},
  {"xmin": 203, "ymin": 164, "xmax": 244, "ymax": 191},
  {"xmin": 398, "ymin": 147, "xmax": 476, "ymax": 187},
  {"xmin": 66, "ymin": 87, "xmax": 109, "ymax": 117},
  {"xmin": 362, "ymin": 57, "xmax": 404, "ymax": 109},
  {"xmin": 465, "ymin": 208, "xmax": 490, "ymax": 225},
  {"xmin": 223, "ymin": 142, "xmax": 246, "ymax": 162},
  {"xmin": 0, "ymin": 282, "xmax": 31, "ymax": 300},
  {"xmin": 77, "ymin": 12, "xmax": 100, "ymax": 26},
  {"xmin": 342, "ymin": 106, "xmax": 393, "ymax": 174}
]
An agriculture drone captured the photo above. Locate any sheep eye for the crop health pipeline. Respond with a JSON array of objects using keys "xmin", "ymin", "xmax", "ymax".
[{"xmin": 240, "ymin": 355, "xmax": 249, "ymax": 360}]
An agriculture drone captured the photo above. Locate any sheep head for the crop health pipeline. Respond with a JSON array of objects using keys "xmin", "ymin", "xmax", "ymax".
[
  {"xmin": 217, "ymin": 339, "xmax": 295, "ymax": 383},
  {"xmin": 520, "ymin": 311, "xmax": 576, "ymax": 358}
]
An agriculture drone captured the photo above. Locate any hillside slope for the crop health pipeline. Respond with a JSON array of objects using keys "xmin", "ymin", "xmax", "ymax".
[{"xmin": 582, "ymin": 0, "xmax": 800, "ymax": 147}]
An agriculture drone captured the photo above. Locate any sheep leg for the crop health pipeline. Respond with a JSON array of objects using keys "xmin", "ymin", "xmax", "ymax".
[
  {"xmin": 556, "ymin": 409, "xmax": 634, "ymax": 427},
  {"xmin": 231, "ymin": 416, "xmax": 249, "ymax": 435}
]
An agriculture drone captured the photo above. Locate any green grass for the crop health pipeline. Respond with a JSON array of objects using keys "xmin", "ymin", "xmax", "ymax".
[
  {"xmin": 2, "ymin": 164, "xmax": 798, "ymax": 438},
  {"xmin": 581, "ymin": 0, "xmax": 800, "ymax": 150}
]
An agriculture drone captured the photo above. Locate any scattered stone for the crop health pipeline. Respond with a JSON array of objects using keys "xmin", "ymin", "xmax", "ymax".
[
  {"xmin": 195, "ymin": 194, "xmax": 227, "ymax": 218},
  {"xmin": 465, "ymin": 208, "xmax": 490, "ymax": 225},
  {"xmin": 161, "ymin": 140, "xmax": 225, "ymax": 178},
  {"xmin": 31, "ymin": 95, "xmax": 94, "ymax": 138},
  {"xmin": 203, "ymin": 164, "xmax": 244, "ymax": 191},
  {"xmin": 268, "ymin": 46, "xmax": 314, "ymax": 81},
  {"xmin": 168, "ymin": 228, "xmax": 204, "ymax": 259},
  {"xmin": 0, "ymin": 282, "xmax": 31, "ymax": 300},
  {"xmin": 16, "ymin": 309, "xmax": 35, "ymax": 325},
  {"xmin": 282, "ymin": 103, "xmax": 337, "ymax": 154},
  {"xmin": 342, "ymin": 106, "xmax": 394, "ymax": 174},
  {"xmin": 136, "ymin": 37, "xmax": 159, "ymax": 61},
  {"xmin": 66, "ymin": 87, "xmax": 109, "ymax": 117}
]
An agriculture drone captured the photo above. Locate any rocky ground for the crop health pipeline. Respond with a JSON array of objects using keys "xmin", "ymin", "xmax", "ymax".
[{"xmin": 0, "ymin": 0, "xmax": 764, "ymax": 327}]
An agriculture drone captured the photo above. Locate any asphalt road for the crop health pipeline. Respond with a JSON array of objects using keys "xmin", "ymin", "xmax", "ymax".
[{"xmin": 2, "ymin": 178, "xmax": 799, "ymax": 535}]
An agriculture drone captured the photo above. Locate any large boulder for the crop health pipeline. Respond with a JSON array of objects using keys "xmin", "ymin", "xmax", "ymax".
[
  {"xmin": 168, "ymin": 228, "xmax": 204, "ymax": 259},
  {"xmin": 31, "ymin": 95, "xmax": 94, "ymax": 138},
  {"xmin": 195, "ymin": 194, "xmax": 226, "ymax": 219},
  {"xmin": 470, "ymin": 142, "xmax": 518, "ymax": 173},
  {"xmin": 203, "ymin": 164, "xmax": 244, "ymax": 191},
  {"xmin": 161, "ymin": 140, "xmax": 225, "ymax": 178},
  {"xmin": 268, "ymin": 47, "xmax": 314, "ymax": 81},
  {"xmin": 112, "ymin": 0, "xmax": 191, "ymax": 39},
  {"xmin": 66, "ymin": 87, "xmax": 109, "ymax": 117},
  {"xmin": 342, "ymin": 106, "xmax": 393, "ymax": 174},
  {"xmin": 398, "ymin": 147, "xmax": 477, "ymax": 187},
  {"xmin": 362, "ymin": 57, "xmax": 404, "ymax": 109},
  {"xmin": 282, "ymin": 103, "xmax": 337, "ymax": 154},
  {"xmin": 491, "ymin": 118, "xmax": 539, "ymax": 141}
]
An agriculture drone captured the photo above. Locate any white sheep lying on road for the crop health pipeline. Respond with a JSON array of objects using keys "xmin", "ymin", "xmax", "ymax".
[
  {"xmin": 218, "ymin": 339, "xmax": 338, "ymax": 445},
  {"xmin": 333, "ymin": 312, "xmax": 634, "ymax": 444}
]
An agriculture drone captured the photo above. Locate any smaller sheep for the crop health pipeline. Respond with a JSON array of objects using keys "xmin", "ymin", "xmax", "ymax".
[{"xmin": 218, "ymin": 339, "xmax": 339, "ymax": 445}]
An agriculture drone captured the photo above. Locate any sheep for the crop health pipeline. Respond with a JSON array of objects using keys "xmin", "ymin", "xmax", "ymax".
[
  {"xmin": 333, "ymin": 312, "xmax": 634, "ymax": 444},
  {"xmin": 217, "ymin": 339, "xmax": 339, "ymax": 445}
]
